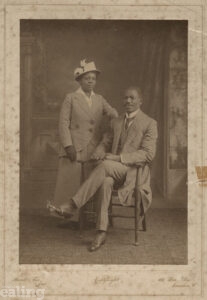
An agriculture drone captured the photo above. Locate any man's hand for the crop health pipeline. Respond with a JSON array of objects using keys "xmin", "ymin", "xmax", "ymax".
[
  {"xmin": 65, "ymin": 145, "xmax": 77, "ymax": 161},
  {"xmin": 105, "ymin": 153, "xmax": 121, "ymax": 162},
  {"xmin": 91, "ymin": 150, "xmax": 106, "ymax": 161}
]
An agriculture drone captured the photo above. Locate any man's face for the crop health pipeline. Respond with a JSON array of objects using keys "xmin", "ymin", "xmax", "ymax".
[
  {"xmin": 123, "ymin": 89, "xmax": 142, "ymax": 113},
  {"xmin": 79, "ymin": 72, "xmax": 97, "ymax": 93}
]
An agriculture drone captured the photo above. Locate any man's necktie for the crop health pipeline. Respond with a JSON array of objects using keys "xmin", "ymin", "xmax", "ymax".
[{"xmin": 125, "ymin": 117, "xmax": 135, "ymax": 130}]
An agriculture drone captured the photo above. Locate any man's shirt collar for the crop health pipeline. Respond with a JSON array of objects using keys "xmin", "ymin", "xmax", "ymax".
[{"xmin": 125, "ymin": 109, "xmax": 140, "ymax": 119}]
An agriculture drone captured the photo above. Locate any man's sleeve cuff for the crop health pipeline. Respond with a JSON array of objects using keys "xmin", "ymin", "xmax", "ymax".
[
  {"xmin": 63, "ymin": 142, "xmax": 73, "ymax": 148},
  {"xmin": 120, "ymin": 154, "xmax": 125, "ymax": 163}
]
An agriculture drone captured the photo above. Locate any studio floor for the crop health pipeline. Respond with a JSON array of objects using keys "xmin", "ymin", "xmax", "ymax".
[{"xmin": 19, "ymin": 208, "xmax": 187, "ymax": 265}]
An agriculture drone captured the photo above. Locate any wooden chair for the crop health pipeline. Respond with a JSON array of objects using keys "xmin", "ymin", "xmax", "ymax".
[
  {"xmin": 108, "ymin": 164, "xmax": 147, "ymax": 246},
  {"xmin": 79, "ymin": 163, "xmax": 148, "ymax": 245}
]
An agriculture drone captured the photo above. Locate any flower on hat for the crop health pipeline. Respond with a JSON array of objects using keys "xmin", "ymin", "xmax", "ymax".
[
  {"xmin": 80, "ymin": 59, "xmax": 87, "ymax": 68},
  {"xmin": 74, "ymin": 59, "xmax": 100, "ymax": 80},
  {"xmin": 74, "ymin": 67, "xmax": 83, "ymax": 78}
]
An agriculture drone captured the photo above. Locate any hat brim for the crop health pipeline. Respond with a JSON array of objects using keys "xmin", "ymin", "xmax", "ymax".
[{"xmin": 75, "ymin": 69, "xmax": 100, "ymax": 80}]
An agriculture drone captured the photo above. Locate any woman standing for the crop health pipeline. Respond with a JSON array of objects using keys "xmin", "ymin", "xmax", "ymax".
[{"xmin": 50, "ymin": 59, "xmax": 118, "ymax": 218}]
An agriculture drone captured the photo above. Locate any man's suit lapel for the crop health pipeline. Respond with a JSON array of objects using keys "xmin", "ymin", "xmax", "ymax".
[
  {"xmin": 112, "ymin": 116, "xmax": 124, "ymax": 154},
  {"xmin": 125, "ymin": 114, "xmax": 141, "ymax": 144},
  {"xmin": 120, "ymin": 110, "xmax": 144, "ymax": 149}
]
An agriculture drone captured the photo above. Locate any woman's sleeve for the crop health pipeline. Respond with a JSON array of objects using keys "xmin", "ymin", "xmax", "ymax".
[
  {"xmin": 59, "ymin": 94, "xmax": 73, "ymax": 148},
  {"xmin": 101, "ymin": 96, "xmax": 118, "ymax": 118}
]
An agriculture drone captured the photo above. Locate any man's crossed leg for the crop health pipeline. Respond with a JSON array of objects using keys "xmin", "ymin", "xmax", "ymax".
[{"xmin": 51, "ymin": 160, "xmax": 128, "ymax": 251}]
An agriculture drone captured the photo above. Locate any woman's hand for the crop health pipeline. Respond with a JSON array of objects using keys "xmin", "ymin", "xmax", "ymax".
[
  {"xmin": 105, "ymin": 153, "xmax": 121, "ymax": 162},
  {"xmin": 65, "ymin": 145, "xmax": 77, "ymax": 161}
]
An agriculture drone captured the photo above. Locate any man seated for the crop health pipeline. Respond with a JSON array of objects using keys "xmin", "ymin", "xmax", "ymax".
[{"xmin": 49, "ymin": 86, "xmax": 158, "ymax": 251}]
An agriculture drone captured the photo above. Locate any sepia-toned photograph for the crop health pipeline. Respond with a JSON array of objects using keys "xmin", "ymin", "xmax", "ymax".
[
  {"xmin": 1, "ymin": 1, "xmax": 207, "ymax": 298},
  {"xmin": 19, "ymin": 19, "xmax": 188, "ymax": 265}
]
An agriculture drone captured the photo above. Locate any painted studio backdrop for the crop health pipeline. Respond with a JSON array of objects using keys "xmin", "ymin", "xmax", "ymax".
[{"xmin": 20, "ymin": 20, "xmax": 187, "ymax": 213}]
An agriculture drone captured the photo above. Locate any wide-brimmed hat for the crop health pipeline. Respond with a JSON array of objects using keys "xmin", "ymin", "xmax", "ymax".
[{"xmin": 74, "ymin": 59, "xmax": 100, "ymax": 80}]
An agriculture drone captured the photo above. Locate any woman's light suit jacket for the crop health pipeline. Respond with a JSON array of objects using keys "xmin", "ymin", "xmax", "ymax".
[{"xmin": 58, "ymin": 90, "xmax": 118, "ymax": 160}]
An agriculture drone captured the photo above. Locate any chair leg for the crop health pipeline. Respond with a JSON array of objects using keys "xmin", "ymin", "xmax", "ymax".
[
  {"xmin": 134, "ymin": 191, "xmax": 139, "ymax": 246},
  {"xmin": 140, "ymin": 201, "xmax": 147, "ymax": 232},
  {"xmin": 79, "ymin": 207, "xmax": 85, "ymax": 237},
  {"xmin": 108, "ymin": 200, "xmax": 113, "ymax": 227},
  {"xmin": 134, "ymin": 185, "xmax": 146, "ymax": 245},
  {"xmin": 108, "ymin": 214, "xmax": 113, "ymax": 228},
  {"xmin": 142, "ymin": 215, "xmax": 146, "ymax": 231}
]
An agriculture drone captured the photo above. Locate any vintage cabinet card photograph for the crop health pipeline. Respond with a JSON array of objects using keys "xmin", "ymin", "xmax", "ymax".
[{"xmin": 0, "ymin": 0, "xmax": 206, "ymax": 299}]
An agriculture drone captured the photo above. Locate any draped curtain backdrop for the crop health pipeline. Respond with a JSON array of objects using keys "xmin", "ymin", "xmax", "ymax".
[
  {"xmin": 20, "ymin": 20, "xmax": 187, "ymax": 210},
  {"xmin": 135, "ymin": 22, "xmax": 170, "ymax": 197}
]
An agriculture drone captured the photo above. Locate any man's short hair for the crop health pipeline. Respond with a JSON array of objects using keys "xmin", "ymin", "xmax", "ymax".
[{"xmin": 126, "ymin": 86, "xmax": 143, "ymax": 101}]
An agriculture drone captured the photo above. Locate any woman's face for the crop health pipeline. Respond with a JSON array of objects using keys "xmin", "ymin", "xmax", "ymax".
[{"xmin": 79, "ymin": 72, "xmax": 97, "ymax": 93}]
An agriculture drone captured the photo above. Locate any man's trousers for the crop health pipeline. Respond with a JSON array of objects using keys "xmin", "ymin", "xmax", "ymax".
[{"xmin": 72, "ymin": 160, "xmax": 129, "ymax": 231}]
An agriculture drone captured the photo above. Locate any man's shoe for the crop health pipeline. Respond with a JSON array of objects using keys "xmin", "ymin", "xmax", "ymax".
[
  {"xmin": 89, "ymin": 231, "xmax": 106, "ymax": 252},
  {"xmin": 47, "ymin": 199, "xmax": 77, "ymax": 219}
]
